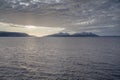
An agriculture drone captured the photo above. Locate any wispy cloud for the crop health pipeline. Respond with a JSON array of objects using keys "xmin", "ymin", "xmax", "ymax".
[
  {"xmin": 73, "ymin": 19, "xmax": 96, "ymax": 25},
  {"xmin": 0, "ymin": 0, "xmax": 120, "ymax": 35}
]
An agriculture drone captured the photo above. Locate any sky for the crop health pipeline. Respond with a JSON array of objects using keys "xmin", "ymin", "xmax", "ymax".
[
  {"xmin": 0, "ymin": 22, "xmax": 64, "ymax": 37},
  {"xmin": 0, "ymin": 0, "xmax": 120, "ymax": 36}
]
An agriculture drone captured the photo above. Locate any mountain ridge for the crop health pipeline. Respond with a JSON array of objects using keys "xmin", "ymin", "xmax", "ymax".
[{"xmin": 47, "ymin": 32, "xmax": 99, "ymax": 37}]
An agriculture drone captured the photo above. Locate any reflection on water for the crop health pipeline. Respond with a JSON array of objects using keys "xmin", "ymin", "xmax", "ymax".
[{"xmin": 0, "ymin": 37, "xmax": 120, "ymax": 80}]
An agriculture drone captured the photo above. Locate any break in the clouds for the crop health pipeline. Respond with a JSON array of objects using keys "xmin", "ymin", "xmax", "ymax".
[
  {"xmin": 0, "ymin": 22, "xmax": 64, "ymax": 37},
  {"xmin": 0, "ymin": 0, "xmax": 120, "ymax": 36}
]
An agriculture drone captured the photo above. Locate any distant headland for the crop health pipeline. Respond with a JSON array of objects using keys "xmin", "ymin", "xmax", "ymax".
[
  {"xmin": 47, "ymin": 32, "xmax": 99, "ymax": 37},
  {"xmin": 0, "ymin": 31, "xmax": 30, "ymax": 37}
]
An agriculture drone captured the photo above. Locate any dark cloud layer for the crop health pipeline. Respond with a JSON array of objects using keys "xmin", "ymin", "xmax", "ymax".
[{"xmin": 0, "ymin": 0, "xmax": 120, "ymax": 35}]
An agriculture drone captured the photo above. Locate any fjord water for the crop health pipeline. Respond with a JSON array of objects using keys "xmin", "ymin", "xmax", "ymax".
[{"xmin": 0, "ymin": 37, "xmax": 120, "ymax": 80}]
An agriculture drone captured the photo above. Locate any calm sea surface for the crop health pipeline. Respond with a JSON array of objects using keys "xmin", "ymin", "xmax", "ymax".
[{"xmin": 0, "ymin": 37, "xmax": 120, "ymax": 80}]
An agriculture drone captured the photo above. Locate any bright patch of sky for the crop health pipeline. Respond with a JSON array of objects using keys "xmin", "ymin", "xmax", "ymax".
[{"xmin": 0, "ymin": 22, "xmax": 64, "ymax": 37}]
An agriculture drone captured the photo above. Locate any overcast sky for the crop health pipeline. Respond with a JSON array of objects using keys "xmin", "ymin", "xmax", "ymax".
[{"xmin": 0, "ymin": 0, "xmax": 120, "ymax": 36}]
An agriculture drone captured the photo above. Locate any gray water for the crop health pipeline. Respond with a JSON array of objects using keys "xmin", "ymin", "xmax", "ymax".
[{"xmin": 0, "ymin": 37, "xmax": 120, "ymax": 80}]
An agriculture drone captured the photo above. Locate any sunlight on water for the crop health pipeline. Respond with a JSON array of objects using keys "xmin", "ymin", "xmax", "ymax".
[{"xmin": 0, "ymin": 37, "xmax": 120, "ymax": 80}]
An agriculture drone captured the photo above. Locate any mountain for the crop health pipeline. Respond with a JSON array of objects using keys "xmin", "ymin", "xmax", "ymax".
[
  {"xmin": 0, "ymin": 31, "xmax": 30, "ymax": 37},
  {"xmin": 47, "ymin": 32, "xmax": 99, "ymax": 37}
]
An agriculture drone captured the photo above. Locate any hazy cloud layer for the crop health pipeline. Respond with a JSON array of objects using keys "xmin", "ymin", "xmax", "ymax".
[{"xmin": 0, "ymin": 0, "xmax": 120, "ymax": 35}]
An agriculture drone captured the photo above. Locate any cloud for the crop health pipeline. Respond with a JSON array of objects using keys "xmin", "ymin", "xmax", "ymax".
[
  {"xmin": 0, "ymin": 22, "xmax": 65, "ymax": 37},
  {"xmin": 0, "ymin": 0, "xmax": 120, "ymax": 35},
  {"xmin": 73, "ymin": 19, "xmax": 96, "ymax": 25}
]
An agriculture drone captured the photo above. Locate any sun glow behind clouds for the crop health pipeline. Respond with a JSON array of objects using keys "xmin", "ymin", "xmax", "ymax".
[
  {"xmin": 0, "ymin": 22, "xmax": 65, "ymax": 37},
  {"xmin": 25, "ymin": 25, "xmax": 37, "ymax": 29}
]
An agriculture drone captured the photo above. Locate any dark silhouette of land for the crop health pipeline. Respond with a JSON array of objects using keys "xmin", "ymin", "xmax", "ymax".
[
  {"xmin": 0, "ymin": 31, "xmax": 120, "ymax": 37},
  {"xmin": 0, "ymin": 31, "xmax": 30, "ymax": 37},
  {"xmin": 47, "ymin": 32, "xmax": 99, "ymax": 37}
]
